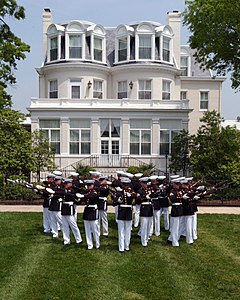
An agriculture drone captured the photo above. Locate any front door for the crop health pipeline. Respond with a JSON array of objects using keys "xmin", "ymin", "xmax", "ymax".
[{"xmin": 100, "ymin": 119, "xmax": 120, "ymax": 166}]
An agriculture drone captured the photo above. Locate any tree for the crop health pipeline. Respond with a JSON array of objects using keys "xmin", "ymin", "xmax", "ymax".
[
  {"xmin": 169, "ymin": 129, "xmax": 192, "ymax": 176},
  {"xmin": 190, "ymin": 110, "xmax": 240, "ymax": 182},
  {"xmin": 31, "ymin": 130, "xmax": 56, "ymax": 182},
  {"xmin": 183, "ymin": 0, "xmax": 240, "ymax": 90},
  {"xmin": 0, "ymin": 0, "xmax": 30, "ymax": 108},
  {"xmin": 0, "ymin": 109, "xmax": 35, "ymax": 179},
  {"xmin": 74, "ymin": 164, "xmax": 96, "ymax": 180}
]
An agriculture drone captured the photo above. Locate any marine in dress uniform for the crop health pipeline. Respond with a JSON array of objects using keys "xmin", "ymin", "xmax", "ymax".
[
  {"xmin": 136, "ymin": 177, "xmax": 153, "ymax": 247},
  {"xmin": 132, "ymin": 173, "xmax": 143, "ymax": 228},
  {"xmin": 42, "ymin": 173, "xmax": 55, "ymax": 234},
  {"xmin": 61, "ymin": 178, "xmax": 83, "ymax": 245},
  {"xmin": 158, "ymin": 176, "xmax": 170, "ymax": 232},
  {"xmin": 167, "ymin": 180, "xmax": 183, "ymax": 247},
  {"xmin": 49, "ymin": 176, "xmax": 64, "ymax": 238},
  {"xmin": 70, "ymin": 171, "xmax": 84, "ymax": 221},
  {"xmin": 113, "ymin": 177, "xmax": 135, "ymax": 252},
  {"xmin": 97, "ymin": 176, "xmax": 109, "ymax": 237},
  {"xmin": 82, "ymin": 180, "xmax": 100, "ymax": 250},
  {"xmin": 111, "ymin": 171, "xmax": 125, "ymax": 224}
]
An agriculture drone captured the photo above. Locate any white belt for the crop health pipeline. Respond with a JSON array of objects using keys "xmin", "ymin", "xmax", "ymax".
[
  {"xmin": 120, "ymin": 204, "xmax": 132, "ymax": 208},
  {"xmin": 172, "ymin": 203, "xmax": 182, "ymax": 206},
  {"xmin": 88, "ymin": 204, "xmax": 98, "ymax": 209},
  {"xmin": 64, "ymin": 201, "xmax": 74, "ymax": 206},
  {"xmin": 141, "ymin": 202, "xmax": 152, "ymax": 205},
  {"xmin": 99, "ymin": 197, "xmax": 107, "ymax": 200},
  {"xmin": 151, "ymin": 198, "xmax": 159, "ymax": 201}
]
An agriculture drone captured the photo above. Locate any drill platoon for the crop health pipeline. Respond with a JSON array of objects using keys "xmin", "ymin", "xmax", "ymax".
[{"xmin": 8, "ymin": 171, "xmax": 216, "ymax": 251}]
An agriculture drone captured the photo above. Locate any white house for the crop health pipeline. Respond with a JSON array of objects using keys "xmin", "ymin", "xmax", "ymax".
[{"xmin": 28, "ymin": 8, "xmax": 224, "ymax": 175}]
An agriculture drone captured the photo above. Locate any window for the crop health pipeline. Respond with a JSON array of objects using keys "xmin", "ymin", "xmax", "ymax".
[
  {"xmin": 50, "ymin": 37, "xmax": 58, "ymax": 61},
  {"xmin": 70, "ymin": 79, "xmax": 81, "ymax": 99},
  {"xmin": 139, "ymin": 35, "xmax": 152, "ymax": 59},
  {"xmin": 180, "ymin": 56, "xmax": 189, "ymax": 76},
  {"xmin": 118, "ymin": 37, "xmax": 127, "ymax": 61},
  {"xmin": 39, "ymin": 120, "xmax": 60, "ymax": 154},
  {"xmin": 69, "ymin": 35, "xmax": 82, "ymax": 58},
  {"xmin": 180, "ymin": 91, "xmax": 187, "ymax": 100},
  {"xmin": 200, "ymin": 91, "xmax": 209, "ymax": 110},
  {"xmin": 160, "ymin": 129, "xmax": 180, "ymax": 155},
  {"xmin": 130, "ymin": 120, "xmax": 151, "ymax": 155},
  {"xmin": 94, "ymin": 37, "xmax": 103, "ymax": 61},
  {"xmin": 117, "ymin": 81, "xmax": 127, "ymax": 99},
  {"xmin": 93, "ymin": 80, "xmax": 103, "ymax": 99},
  {"xmin": 162, "ymin": 36, "xmax": 170, "ymax": 62},
  {"xmin": 138, "ymin": 80, "xmax": 152, "ymax": 99},
  {"xmin": 162, "ymin": 80, "xmax": 171, "ymax": 100},
  {"xmin": 69, "ymin": 119, "xmax": 91, "ymax": 154},
  {"xmin": 49, "ymin": 80, "xmax": 58, "ymax": 98}
]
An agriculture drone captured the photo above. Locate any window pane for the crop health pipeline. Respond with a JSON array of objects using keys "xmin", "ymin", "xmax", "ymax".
[
  {"xmin": 111, "ymin": 119, "xmax": 120, "ymax": 137},
  {"xmin": 81, "ymin": 142, "xmax": 90, "ymax": 154},
  {"xmin": 81, "ymin": 130, "xmax": 90, "ymax": 141},
  {"xmin": 118, "ymin": 37, "xmax": 127, "ymax": 61},
  {"xmin": 162, "ymin": 37, "xmax": 170, "ymax": 62},
  {"xmin": 50, "ymin": 37, "xmax": 58, "ymax": 61},
  {"xmin": 160, "ymin": 143, "xmax": 169, "ymax": 155},
  {"xmin": 101, "ymin": 141, "xmax": 109, "ymax": 154},
  {"xmin": 70, "ymin": 119, "xmax": 90, "ymax": 128},
  {"xmin": 100, "ymin": 119, "xmax": 109, "ymax": 137},
  {"xmin": 160, "ymin": 130, "xmax": 169, "ymax": 143},
  {"xmin": 130, "ymin": 143, "xmax": 139, "ymax": 155},
  {"xmin": 130, "ymin": 130, "xmax": 139, "ymax": 142},
  {"xmin": 39, "ymin": 120, "xmax": 60, "ymax": 128},
  {"xmin": 112, "ymin": 141, "xmax": 119, "ymax": 154},
  {"xmin": 141, "ymin": 143, "xmax": 151, "ymax": 155},
  {"xmin": 70, "ymin": 143, "xmax": 79, "ymax": 154},
  {"xmin": 71, "ymin": 86, "xmax": 80, "ymax": 98},
  {"xmin": 94, "ymin": 37, "xmax": 103, "ymax": 61},
  {"xmin": 93, "ymin": 80, "xmax": 103, "ymax": 98},
  {"xmin": 139, "ymin": 35, "xmax": 151, "ymax": 59},
  {"xmin": 70, "ymin": 130, "xmax": 79, "ymax": 142},
  {"xmin": 51, "ymin": 142, "xmax": 60, "ymax": 154},
  {"xmin": 130, "ymin": 119, "xmax": 151, "ymax": 129},
  {"xmin": 141, "ymin": 131, "xmax": 151, "ymax": 142},
  {"xmin": 51, "ymin": 130, "xmax": 60, "ymax": 142}
]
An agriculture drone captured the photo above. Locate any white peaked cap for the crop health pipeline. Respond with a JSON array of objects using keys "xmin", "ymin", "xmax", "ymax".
[
  {"xmin": 70, "ymin": 172, "xmax": 79, "ymax": 177},
  {"xmin": 158, "ymin": 175, "xmax": 166, "ymax": 180},
  {"xmin": 149, "ymin": 175, "xmax": 158, "ymax": 181},
  {"xmin": 89, "ymin": 171, "xmax": 101, "ymax": 176},
  {"xmin": 134, "ymin": 173, "xmax": 143, "ymax": 178},
  {"xmin": 124, "ymin": 172, "xmax": 134, "ymax": 179},
  {"xmin": 53, "ymin": 170, "xmax": 62, "ymax": 176},
  {"xmin": 170, "ymin": 175, "xmax": 180, "ymax": 179}
]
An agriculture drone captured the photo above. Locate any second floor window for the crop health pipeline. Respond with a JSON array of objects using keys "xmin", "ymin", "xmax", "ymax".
[
  {"xmin": 117, "ymin": 81, "xmax": 127, "ymax": 99},
  {"xmin": 200, "ymin": 91, "xmax": 209, "ymax": 110},
  {"xmin": 139, "ymin": 35, "xmax": 152, "ymax": 59},
  {"xmin": 50, "ymin": 37, "xmax": 58, "ymax": 61},
  {"xmin": 49, "ymin": 80, "xmax": 58, "ymax": 98},
  {"xmin": 70, "ymin": 79, "xmax": 81, "ymax": 99},
  {"xmin": 94, "ymin": 37, "xmax": 103, "ymax": 61},
  {"xmin": 138, "ymin": 80, "xmax": 151, "ymax": 99},
  {"xmin": 180, "ymin": 91, "xmax": 187, "ymax": 100},
  {"xmin": 162, "ymin": 80, "xmax": 171, "ymax": 100},
  {"xmin": 69, "ymin": 35, "xmax": 82, "ymax": 59},
  {"xmin": 93, "ymin": 80, "xmax": 103, "ymax": 99}
]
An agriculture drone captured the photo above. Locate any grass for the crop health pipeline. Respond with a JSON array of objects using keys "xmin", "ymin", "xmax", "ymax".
[{"xmin": 0, "ymin": 213, "xmax": 239, "ymax": 300}]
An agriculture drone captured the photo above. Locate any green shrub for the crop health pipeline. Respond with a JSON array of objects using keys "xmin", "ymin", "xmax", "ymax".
[{"xmin": 0, "ymin": 183, "xmax": 40, "ymax": 201}]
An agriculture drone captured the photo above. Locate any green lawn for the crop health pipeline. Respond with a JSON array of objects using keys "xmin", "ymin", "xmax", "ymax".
[{"xmin": 0, "ymin": 213, "xmax": 239, "ymax": 300}]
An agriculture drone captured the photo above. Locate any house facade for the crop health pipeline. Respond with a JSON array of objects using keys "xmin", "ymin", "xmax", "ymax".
[{"xmin": 28, "ymin": 9, "xmax": 224, "ymax": 174}]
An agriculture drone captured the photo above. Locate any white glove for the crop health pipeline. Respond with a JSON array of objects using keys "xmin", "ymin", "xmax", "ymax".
[
  {"xmin": 193, "ymin": 195, "xmax": 200, "ymax": 200},
  {"xmin": 146, "ymin": 194, "xmax": 151, "ymax": 200},
  {"xmin": 183, "ymin": 194, "xmax": 190, "ymax": 200},
  {"xmin": 46, "ymin": 188, "xmax": 55, "ymax": 194},
  {"xmin": 116, "ymin": 187, "xmax": 122, "ymax": 191},
  {"xmin": 126, "ymin": 192, "xmax": 131, "ymax": 197},
  {"xmin": 76, "ymin": 193, "xmax": 84, "ymax": 199},
  {"xmin": 58, "ymin": 198, "xmax": 63, "ymax": 202},
  {"xmin": 35, "ymin": 185, "xmax": 45, "ymax": 190},
  {"xmin": 117, "ymin": 197, "xmax": 123, "ymax": 203}
]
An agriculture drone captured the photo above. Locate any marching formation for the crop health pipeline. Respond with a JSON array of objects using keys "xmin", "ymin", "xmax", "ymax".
[{"xmin": 8, "ymin": 171, "xmax": 216, "ymax": 252}]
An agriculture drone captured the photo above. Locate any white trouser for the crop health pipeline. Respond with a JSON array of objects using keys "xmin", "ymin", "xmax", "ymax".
[
  {"xmin": 62, "ymin": 215, "xmax": 82, "ymax": 245},
  {"xmin": 98, "ymin": 210, "xmax": 108, "ymax": 236},
  {"xmin": 50, "ymin": 211, "xmax": 62, "ymax": 238},
  {"xmin": 84, "ymin": 220, "xmax": 100, "ymax": 249},
  {"xmin": 43, "ymin": 207, "xmax": 52, "ymax": 233},
  {"xmin": 152, "ymin": 210, "xmax": 161, "ymax": 236},
  {"xmin": 192, "ymin": 213, "xmax": 198, "ymax": 240},
  {"xmin": 74, "ymin": 204, "xmax": 78, "ymax": 222},
  {"xmin": 134, "ymin": 204, "xmax": 141, "ymax": 227},
  {"xmin": 178, "ymin": 215, "xmax": 186, "ymax": 238},
  {"xmin": 160, "ymin": 207, "xmax": 170, "ymax": 230},
  {"xmin": 115, "ymin": 206, "xmax": 118, "ymax": 224},
  {"xmin": 185, "ymin": 215, "xmax": 194, "ymax": 244},
  {"xmin": 117, "ymin": 220, "xmax": 132, "ymax": 252},
  {"xmin": 141, "ymin": 217, "xmax": 153, "ymax": 246},
  {"xmin": 168, "ymin": 216, "xmax": 181, "ymax": 247}
]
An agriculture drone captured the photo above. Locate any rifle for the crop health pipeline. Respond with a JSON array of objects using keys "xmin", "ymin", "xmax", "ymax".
[{"xmin": 7, "ymin": 179, "xmax": 55, "ymax": 195}]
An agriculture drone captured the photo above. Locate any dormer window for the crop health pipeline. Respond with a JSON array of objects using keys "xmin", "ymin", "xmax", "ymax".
[
  {"xmin": 69, "ymin": 35, "xmax": 82, "ymax": 59},
  {"xmin": 180, "ymin": 56, "xmax": 190, "ymax": 76},
  {"xmin": 94, "ymin": 37, "xmax": 103, "ymax": 61},
  {"xmin": 139, "ymin": 35, "xmax": 152, "ymax": 59},
  {"xmin": 162, "ymin": 36, "xmax": 170, "ymax": 62},
  {"xmin": 50, "ymin": 37, "xmax": 58, "ymax": 61},
  {"xmin": 118, "ymin": 37, "xmax": 127, "ymax": 61}
]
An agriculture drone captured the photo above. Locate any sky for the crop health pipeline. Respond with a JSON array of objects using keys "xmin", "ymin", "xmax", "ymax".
[{"xmin": 6, "ymin": 0, "xmax": 240, "ymax": 120}]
